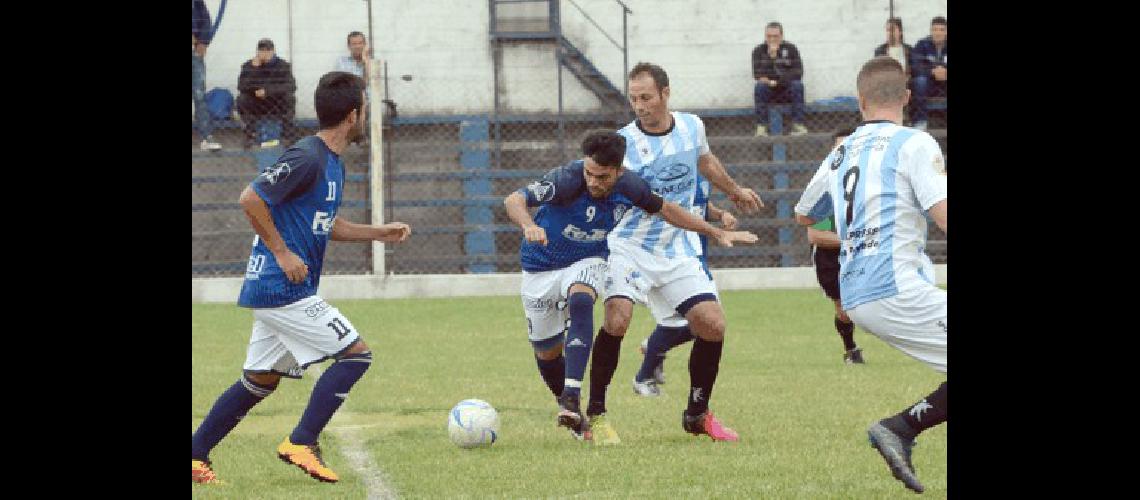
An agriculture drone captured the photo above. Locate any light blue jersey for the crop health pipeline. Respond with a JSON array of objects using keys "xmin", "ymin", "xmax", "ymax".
[
  {"xmin": 795, "ymin": 120, "xmax": 947, "ymax": 310},
  {"xmin": 238, "ymin": 136, "xmax": 345, "ymax": 308},
  {"xmin": 611, "ymin": 112, "xmax": 710, "ymax": 258}
]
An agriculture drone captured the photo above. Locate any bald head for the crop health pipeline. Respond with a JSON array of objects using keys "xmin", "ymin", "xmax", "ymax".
[{"xmin": 857, "ymin": 56, "xmax": 909, "ymax": 107}]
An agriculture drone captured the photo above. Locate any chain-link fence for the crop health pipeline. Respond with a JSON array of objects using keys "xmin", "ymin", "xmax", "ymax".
[{"xmin": 193, "ymin": 0, "xmax": 947, "ymax": 277}]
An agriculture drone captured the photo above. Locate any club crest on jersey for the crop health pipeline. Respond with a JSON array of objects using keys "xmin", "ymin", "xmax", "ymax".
[
  {"xmin": 528, "ymin": 181, "xmax": 555, "ymax": 202},
  {"xmin": 262, "ymin": 162, "xmax": 291, "ymax": 185},
  {"xmin": 830, "ymin": 145, "xmax": 845, "ymax": 170},
  {"xmin": 613, "ymin": 204, "xmax": 628, "ymax": 221},
  {"xmin": 656, "ymin": 163, "xmax": 690, "ymax": 182}
]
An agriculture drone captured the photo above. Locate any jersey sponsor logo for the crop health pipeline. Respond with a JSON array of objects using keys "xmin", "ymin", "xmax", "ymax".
[
  {"xmin": 262, "ymin": 162, "xmax": 292, "ymax": 185},
  {"xmin": 562, "ymin": 223, "xmax": 608, "ymax": 242},
  {"xmin": 312, "ymin": 211, "xmax": 334, "ymax": 235},
  {"xmin": 656, "ymin": 163, "xmax": 691, "ymax": 182},
  {"xmin": 528, "ymin": 181, "xmax": 556, "ymax": 202},
  {"xmin": 304, "ymin": 299, "xmax": 331, "ymax": 318},
  {"xmin": 657, "ymin": 177, "xmax": 695, "ymax": 196},
  {"xmin": 830, "ymin": 145, "xmax": 846, "ymax": 170}
]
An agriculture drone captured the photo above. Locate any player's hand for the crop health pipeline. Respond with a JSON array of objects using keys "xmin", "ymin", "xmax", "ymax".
[
  {"xmin": 194, "ymin": 42, "xmax": 207, "ymax": 58},
  {"xmin": 378, "ymin": 222, "xmax": 411, "ymax": 242},
  {"xmin": 524, "ymin": 226, "xmax": 548, "ymax": 246},
  {"xmin": 713, "ymin": 230, "xmax": 759, "ymax": 248},
  {"xmin": 757, "ymin": 76, "xmax": 770, "ymax": 84},
  {"xmin": 933, "ymin": 66, "xmax": 947, "ymax": 81},
  {"xmin": 251, "ymin": 56, "xmax": 262, "ymax": 67},
  {"xmin": 768, "ymin": 79, "xmax": 778, "ymax": 87},
  {"xmin": 255, "ymin": 88, "xmax": 267, "ymax": 98},
  {"xmin": 720, "ymin": 211, "xmax": 738, "ymax": 230},
  {"xmin": 275, "ymin": 249, "xmax": 309, "ymax": 284},
  {"xmin": 728, "ymin": 187, "xmax": 763, "ymax": 214}
]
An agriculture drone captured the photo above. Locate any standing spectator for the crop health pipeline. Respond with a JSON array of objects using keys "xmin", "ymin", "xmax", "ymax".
[
  {"xmin": 909, "ymin": 17, "xmax": 948, "ymax": 131},
  {"xmin": 752, "ymin": 22, "xmax": 808, "ymax": 137},
  {"xmin": 874, "ymin": 18, "xmax": 915, "ymax": 125},
  {"xmin": 335, "ymin": 31, "xmax": 372, "ymax": 80},
  {"xmin": 192, "ymin": 0, "xmax": 222, "ymax": 151},
  {"xmin": 238, "ymin": 38, "xmax": 298, "ymax": 148}
]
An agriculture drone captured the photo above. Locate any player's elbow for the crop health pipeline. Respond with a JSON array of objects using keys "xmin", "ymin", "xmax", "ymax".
[{"xmin": 794, "ymin": 213, "xmax": 815, "ymax": 226}]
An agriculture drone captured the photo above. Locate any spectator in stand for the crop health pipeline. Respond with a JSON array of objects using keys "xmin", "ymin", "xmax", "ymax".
[
  {"xmin": 874, "ymin": 18, "xmax": 914, "ymax": 124},
  {"xmin": 335, "ymin": 31, "xmax": 373, "ymax": 147},
  {"xmin": 909, "ymin": 17, "xmax": 947, "ymax": 131},
  {"xmin": 238, "ymin": 38, "xmax": 299, "ymax": 147},
  {"xmin": 193, "ymin": 0, "xmax": 222, "ymax": 151},
  {"xmin": 752, "ymin": 22, "xmax": 808, "ymax": 137}
]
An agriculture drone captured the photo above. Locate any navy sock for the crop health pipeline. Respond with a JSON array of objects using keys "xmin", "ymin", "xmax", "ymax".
[
  {"xmin": 192, "ymin": 375, "xmax": 276, "ymax": 461},
  {"xmin": 587, "ymin": 328, "xmax": 624, "ymax": 416},
  {"xmin": 685, "ymin": 337, "xmax": 724, "ymax": 417},
  {"xmin": 536, "ymin": 355, "xmax": 565, "ymax": 398},
  {"xmin": 636, "ymin": 325, "xmax": 691, "ymax": 381},
  {"xmin": 290, "ymin": 352, "xmax": 372, "ymax": 445},
  {"xmin": 562, "ymin": 292, "xmax": 595, "ymax": 398},
  {"xmin": 835, "ymin": 316, "xmax": 856, "ymax": 351}
]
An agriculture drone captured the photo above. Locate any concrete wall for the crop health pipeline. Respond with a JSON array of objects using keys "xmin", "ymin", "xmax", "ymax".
[{"xmin": 196, "ymin": 0, "xmax": 947, "ymax": 119}]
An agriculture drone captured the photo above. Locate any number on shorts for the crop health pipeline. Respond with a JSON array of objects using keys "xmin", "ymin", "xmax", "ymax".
[
  {"xmin": 842, "ymin": 165, "xmax": 860, "ymax": 226},
  {"xmin": 327, "ymin": 317, "xmax": 352, "ymax": 340}
]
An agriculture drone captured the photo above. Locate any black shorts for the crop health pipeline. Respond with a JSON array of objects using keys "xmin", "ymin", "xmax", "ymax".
[{"xmin": 813, "ymin": 246, "xmax": 841, "ymax": 301}]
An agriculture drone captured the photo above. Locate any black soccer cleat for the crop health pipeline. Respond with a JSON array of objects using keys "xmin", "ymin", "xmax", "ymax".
[
  {"xmin": 557, "ymin": 393, "xmax": 591, "ymax": 441},
  {"xmin": 867, "ymin": 422, "xmax": 924, "ymax": 493},
  {"xmin": 844, "ymin": 347, "xmax": 866, "ymax": 364}
]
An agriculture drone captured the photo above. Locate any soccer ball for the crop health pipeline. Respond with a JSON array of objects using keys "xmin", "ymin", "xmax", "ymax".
[{"xmin": 448, "ymin": 398, "xmax": 499, "ymax": 449}]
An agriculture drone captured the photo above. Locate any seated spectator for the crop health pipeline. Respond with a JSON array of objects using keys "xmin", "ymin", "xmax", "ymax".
[
  {"xmin": 909, "ymin": 16, "xmax": 947, "ymax": 131},
  {"xmin": 335, "ymin": 31, "xmax": 372, "ymax": 79},
  {"xmin": 874, "ymin": 18, "xmax": 915, "ymax": 125},
  {"xmin": 752, "ymin": 21, "xmax": 808, "ymax": 137},
  {"xmin": 237, "ymin": 38, "xmax": 298, "ymax": 147}
]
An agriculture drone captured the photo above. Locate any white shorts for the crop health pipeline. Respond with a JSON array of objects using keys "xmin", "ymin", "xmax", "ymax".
[
  {"xmin": 847, "ymin": 285, "xmax": 946, "ymax": 373},
  {"xmin": 604, "ymin": 247, "xmax": 717, "ymax": 321},
  {"xmin": 243, "ymin": 295, "xmax": 362, "ymax": 379},
  {"xmin": 520, "ymin": 257, "xmax": 606, "ymax": 342},
  {"xmin": 648, "ymin": 273, "xmax": 719, "ymax": 328}
]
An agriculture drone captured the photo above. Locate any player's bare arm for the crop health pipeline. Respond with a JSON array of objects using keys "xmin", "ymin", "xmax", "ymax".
[
  {"xmin": 707, "ymin": 201, "xmax": 737, "ymax": 230},
  {"xmin": 657, "ymin": 201, "xmax": 758, "ymax": 247},
  {"xmin": 503, "ymin": 191, "xmax": 547, "ymax": 245},
  {"xmin": 928, "ymin": 199, "xmax": 946, "ymax": 234},
  {"xmin": 794, "ymin": 213, "xmax": 816, "ymax": 226},
  {"xmin": 807, "ymin": 227, "xmax": 841, "ymax": 249},
  {"xmin": 697, "ymin": 152, "xmax": 763, "ymax": 213},
  {"xmin": 330, "ymin": 219, "xmax": 412, "ymax": 243},
  {"xmin": 239, "ymin": 185, "xmax": 308, "ymax": 284}
]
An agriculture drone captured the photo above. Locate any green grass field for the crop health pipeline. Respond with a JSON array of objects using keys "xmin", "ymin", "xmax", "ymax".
[{"xmin": 192, "ymin": 289, "xmax": 946, "ymax": 499}]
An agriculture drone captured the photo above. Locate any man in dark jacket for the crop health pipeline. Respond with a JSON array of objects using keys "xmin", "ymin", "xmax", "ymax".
[
  {"xmin": 238, "ymin": 38, "xmax": 298, "ymax": 147},
  {"xmin": 752, "ymin": 22, "xmax": 807, "ymax": 137},
  {"xmin": 908, "ymin": 17, "xmax": 947, "ymax": 130}
]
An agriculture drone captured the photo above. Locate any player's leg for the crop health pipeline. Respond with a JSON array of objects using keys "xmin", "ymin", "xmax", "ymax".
[
  {"xmin": 557, "ymin": 258, "xmax": 605, "ymax": 439},
  {"xmin": 634, "ymin": 288, "xmax": 695, "ymax": 395},
  {"xmin": 521, "ymin": 268, "xmax": 569, "ymax": 400},
  {"xmin": 834, "ymin": 301, "xmax": 863, "ymax": 364},
  {"xmin": 260, "ymin": 296, "xmax": 371, "ymax": 483},
  {"xmin": 192, "ymin": 319, "xmax": 292, "ymax": 484},
  {"xmin": 587, "ymin": 252, "xmax": 643, "ymax": 419},
  {"xmin": 849, "ymin": 286, "xmax": 947, "ymax": 492}
]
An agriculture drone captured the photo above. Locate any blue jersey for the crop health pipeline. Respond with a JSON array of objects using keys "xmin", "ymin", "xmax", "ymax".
[
  {"xmin": 238, "ymin": 136, "xmax": 345, "ymax": 308},
  {"xmin": 519, "ymin": 160, "xmax": 663, "ymax": 272},
  {"xmin": 613, "ymin": 112, "xmax": 709, "ymax": 258}
]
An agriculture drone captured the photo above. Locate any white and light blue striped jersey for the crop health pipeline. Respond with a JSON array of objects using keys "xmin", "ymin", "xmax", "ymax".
[
  {"xmin": 794, "ymin": 120, "xmax": 947, "ymax": 310},
  {"xmin": 611, "ymin": 112, "xmax": 710, "ymax": 258}
]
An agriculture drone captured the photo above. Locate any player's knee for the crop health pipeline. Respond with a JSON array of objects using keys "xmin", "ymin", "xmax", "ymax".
[
  {"xmin": 683, "ymin": 299, "xmax": 725, "ymax": 341},
  {"xmin": 343, "ymin": 339, "xmax": 369, "ymax": 355},
  {"xmin": 567, "ymin": 283, "xmax": 597, "ymax": 301},
  {"xmin": 335, "ymin": 350, "xmax": 373, "ymax": 372},
  {"xmin": 836, "ymin": 309, "xmax": 852, "ymax": 324},
  {"xmin": 534, "ymin": 344, "xmax": 562, "ymax": 361},
  {"xmin": 242, "ymin": 370, "xmax": 281, "ymax": 394},
  {"xmin": 567, "ymin": 291, "xmax": 595, "ymax": 314},
  {"xmin": 603, "ymin": 298, "xmax": 632, "ymax": 336}
]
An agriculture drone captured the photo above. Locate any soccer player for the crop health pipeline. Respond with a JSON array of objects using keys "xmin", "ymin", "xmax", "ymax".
[
  {"xmin": 192, "ymin": 71, "xmax": 413, "ymax": 485},
  {"xmin": 807, "ymin": 128, "xmax": 865, "ymax": 365},
  {"xmin": 503, "ymin": 130, "xmax": 758, "ymax": 443},
  {"xmin": 631, "ymin": 175, "xmax": 736, "ymax": 397},
  {"xmin": 794, "ymin": 56, "xmax": 947, "ymax": 493},
  {"xmin": 587, "ymin": 62, "xmax": 764, "ymax": 443}
]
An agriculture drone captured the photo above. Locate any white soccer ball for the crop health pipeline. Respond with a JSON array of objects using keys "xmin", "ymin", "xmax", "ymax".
[{"xmin": 448, "ymin": 399, "xmax": 500, "ymax": 449}]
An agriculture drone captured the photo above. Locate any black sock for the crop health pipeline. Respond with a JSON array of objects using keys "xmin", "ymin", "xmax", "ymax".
[
  {"xmin": 882, "ymin": 381, "xmax": 947, "ymax": 440},
  {"xmin": 835, "ymin": 316, "xmax": 856, "ymax": 351},
  {"xmin": 587, "ymin": 328, "xmax": 623, "ymax": 416},
  {"xmin": 535, "ymin": 355, "xmax": 565, "ymax": 398},
  {"xmin": 685, "ymin": 337, "xmax": 724, "ymax": 417}
]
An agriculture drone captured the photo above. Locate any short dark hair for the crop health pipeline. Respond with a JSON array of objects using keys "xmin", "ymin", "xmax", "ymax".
[
  {"xmin": 887, "ymin": 17, "xmax": 903, "ymax": 31},
  {"xmin": 347, "ymin": 31, "xmax": 365, "ymax": 43},
  {"xmin": 628, "ymin": 62, "xmax": 669, "ymax": 93},
  {"xmin": 833, "ymin": 127, "xmax": 856, "ymax": 141},
  {"xmin": 314, "ymin": 71, "xmax": 365, "ymax": 129},
  {"xmin": 257, "ymin": 38, "xmax": 274, "ymax": 50},
  {"xmin": 931, "ymin": 16, "xmax": 947, "ymax": 27},
  {"xmin": 766, "ymin": 22, "xmax": 783, "ymax": 34},
  {"xmin": 857, "ymin": 56, "xmax": 908, "ymax": 106},
  {"xmin": 581, "ymin": 130, "xmax": 626, "ymax": 168}
]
